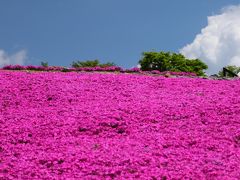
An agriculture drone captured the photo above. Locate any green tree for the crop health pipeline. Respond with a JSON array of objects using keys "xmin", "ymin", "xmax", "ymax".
[
  {"xmin": 139, "ymin": 51, "xmax": 208, "ymax": 76},
  {"xmin": 99, "ymin": 62, "xmax": 116, "ymax": 67},
  {"xmin": 71, "ymin": 59, "xmax": 99, "ymax": 68},
  {"xmin": 41, "ymin": 61, "xmax": 48, "ymax": 67},
  {"xmin": 218, "ymin": 65, "xmax": 240, "ymax": 77},
  {"xmin": 71, "ymin": 59, "xmax": 115, "ymax": 68}
]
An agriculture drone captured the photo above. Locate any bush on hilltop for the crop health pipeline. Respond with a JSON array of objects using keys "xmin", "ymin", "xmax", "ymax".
[
  {"xmin": 71, "ymin": 59, "xmax": 116, "ymax": 68},
  {"xmin": 139, "ymin": 51, "xmax": 208, "ymax": 76}
]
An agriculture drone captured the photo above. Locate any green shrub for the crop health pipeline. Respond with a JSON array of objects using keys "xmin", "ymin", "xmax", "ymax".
[
  {"xmin": 71, "ymin": 59, "xmax": 116, "ymax": 68},
  {"xmin": 40, "ymin": 61, "xmax": 48, "ymax": 67},
  {"xmin": 139, "ymin": 51, "xmax": 208, "ymax": 76},
  {"xmin": 218, "ymin": 65, "xmax": 240, "ymax": 77}
]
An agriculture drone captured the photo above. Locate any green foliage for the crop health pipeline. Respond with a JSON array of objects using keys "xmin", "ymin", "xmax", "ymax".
[
  {"xmin": 139, "ymin": 51, "xmax": 208, "ymax": 76},
  {"xmin": 40, "ymin": 61, "xmax": 48, "ymax": 67},
  {"xmin": 61, "ymin": 67, "xmax": 71, "ymax": 72},
  {"xmin": 99, "ymin": 62, "xmax": 116, "ymax": 67},
  {"xmin": 72, "ymin": 59, "xmax": 99, "ymax": 68},
  {"xmin": 71, "ymin": 59, "xmax": 115, "ymax": 68},
  {"xmin": 218, "ymin": 65, "xmax": 240, "ymax": 77}
]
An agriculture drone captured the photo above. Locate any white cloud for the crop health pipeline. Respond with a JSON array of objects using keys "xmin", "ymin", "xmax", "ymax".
[
  {"xmin": 180, "ymin": 4, "xmax": 240, "ymax": 74},
  {"xmin": 0, "ymin": 49, "xmax": 27, "ymax": 67}
]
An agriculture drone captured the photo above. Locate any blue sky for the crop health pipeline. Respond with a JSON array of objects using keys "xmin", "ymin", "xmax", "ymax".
[{"xmin": 0, "ymin": 0, "xmax": 240, "ymax": 73}]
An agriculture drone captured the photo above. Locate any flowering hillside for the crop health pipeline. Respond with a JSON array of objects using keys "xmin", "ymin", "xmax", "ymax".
[{"xmin": 0, "ymin": 71, "xmax": 240, "ymax": 179}]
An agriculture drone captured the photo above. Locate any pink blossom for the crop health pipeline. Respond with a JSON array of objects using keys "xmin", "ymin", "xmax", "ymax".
[{"xmin": 0, "ymin": 71, "xmax": 239, "ymax": 179}]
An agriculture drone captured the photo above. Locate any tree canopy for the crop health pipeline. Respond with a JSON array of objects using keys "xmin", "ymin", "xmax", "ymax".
[
  {"xmin": 40, "ymin": 61, "xmax": 48, "ymax": 67},
  {"xmin": 139, "ymin": 51, "xmax": 208, "ymax": 76},
  {"xmin": 218, "ymin": 65, "xmax": 240, "ymax": 77},
  {"xmin": 71, "ymin": 59, "xmax": 116, "ymax": 68}
]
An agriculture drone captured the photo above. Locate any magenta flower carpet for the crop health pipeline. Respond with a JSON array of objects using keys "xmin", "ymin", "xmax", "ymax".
[{"xmin": 0, "ymin": 71, "xmax": 240, "ymax": 179}]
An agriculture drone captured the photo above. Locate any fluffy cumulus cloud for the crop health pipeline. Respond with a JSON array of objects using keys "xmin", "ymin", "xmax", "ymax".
[
  {"xmin": 180, "ymin": 5, "xmax": 240, "ymax": 74},
  {"xmin": 0, "ymin": 49, "xmax": 27, "ymax": 67}
]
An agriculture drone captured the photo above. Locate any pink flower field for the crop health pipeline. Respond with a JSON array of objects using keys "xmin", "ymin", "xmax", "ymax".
[{"xmin": 0, "ymin": 71, "xmax": 240, "ymax": 179}]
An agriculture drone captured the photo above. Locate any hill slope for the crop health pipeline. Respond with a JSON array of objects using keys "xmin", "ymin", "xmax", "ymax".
[{"xmin": 0, "ymin": 71, "xmax": 240, "ymax": 179}]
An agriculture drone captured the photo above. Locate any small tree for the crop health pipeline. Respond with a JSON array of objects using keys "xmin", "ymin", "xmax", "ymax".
[
  {"xmin": 218, "ymin": 65, "xmax": 240, "ymax": 77},
  {"xmin": 41, "ymin": 61, "xmax": 48, "ymax": 67},
  {"xmin": 99, "ymin": 62, "xmax": 116, "ymax": 67},
  {"xmin": 71, "ymin": 59, "xmax": 99, "ymax": 68},
  {"xmin": 71, "ymin": 59, "xmax": 116, "ymax": 68},
  {"xmin": 139, "ymin": 51, "xmax": 208, "ymax": 76}
]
